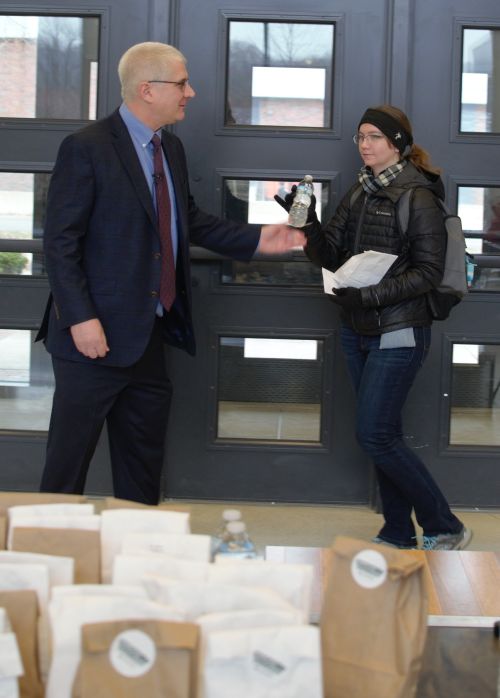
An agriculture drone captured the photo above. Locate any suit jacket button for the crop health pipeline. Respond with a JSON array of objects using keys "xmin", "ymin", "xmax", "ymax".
[
  {"xmin": 151, "ymin": 291, "xmax": 158, "ymax": 297},
  {"xmin": 154, "ymin": 252, "xmax": 161, "ymax": 259}
]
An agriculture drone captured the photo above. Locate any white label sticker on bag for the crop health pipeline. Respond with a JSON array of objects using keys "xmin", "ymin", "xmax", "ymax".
[
  {"xmin": 109, "ymin": 630, "xmax": 156, "ymax": 677},
  {"xmin": 351, "ymin": 549, "xmax": 388, "ymax": 589}
]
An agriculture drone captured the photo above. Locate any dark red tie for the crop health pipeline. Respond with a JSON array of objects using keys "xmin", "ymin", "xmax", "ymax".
[{"xmin": 152, "ymin": 133, "xmax": 176, "ymax": 311}]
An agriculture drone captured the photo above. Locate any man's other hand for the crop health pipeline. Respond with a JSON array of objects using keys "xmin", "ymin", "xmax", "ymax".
[{"xmin": 70, "ymin": 318, "xmax": 109, "ymax": 359}]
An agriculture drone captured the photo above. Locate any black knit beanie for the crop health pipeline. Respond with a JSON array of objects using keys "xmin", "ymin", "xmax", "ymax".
[{"xmin": 358, "ymin": 108, "xmax": 413, "ymax": 155}]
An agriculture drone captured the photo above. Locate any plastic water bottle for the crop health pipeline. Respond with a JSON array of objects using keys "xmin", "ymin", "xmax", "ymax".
[
  {"xmin": 288, "ymin": 175, "xmax": 314, "ymax": 228},
  {"xmin": 214, "ymin": 520, "xmax": 258, "ymax": 559},
  {"xmin": 211, "ymin": 508, "xmax": 242, "ymax": 559}
]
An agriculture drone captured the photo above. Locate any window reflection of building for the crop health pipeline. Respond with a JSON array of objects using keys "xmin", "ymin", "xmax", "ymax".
[
  {"xmin": 0, "ymin": 14, "xmax": 99, "ymax": 120},
  {"xmin": 227, "ymin": 21, "xmax": 334, "ymax": 129},
  {"xmin": 461, "ymin": 28, "xmax": 500, "ymax": 133}
]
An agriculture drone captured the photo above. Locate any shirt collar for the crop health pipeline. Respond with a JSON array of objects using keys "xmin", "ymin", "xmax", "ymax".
[{"xmin": 119, "ymin": 103, "xmax": 161, "ymax": 148}]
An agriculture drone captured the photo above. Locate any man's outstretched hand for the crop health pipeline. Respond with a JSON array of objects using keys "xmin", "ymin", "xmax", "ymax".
[{"xmin": 257, "ymin": 224, "xmax": 306, "ymax": 254}]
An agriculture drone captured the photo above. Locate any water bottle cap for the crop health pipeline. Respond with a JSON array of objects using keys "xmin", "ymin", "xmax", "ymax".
[
  {"xmin": 226, "ymin": 520, "xmax": 246, "ymax": 534},
  {"xmin": 222, "ymin": 509, "xmax": 241, "ymax": 521}
]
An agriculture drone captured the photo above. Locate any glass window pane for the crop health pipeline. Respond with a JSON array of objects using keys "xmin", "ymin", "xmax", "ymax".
[
  {"xmin": 0, "ymin": 15, "xmax": 99, "ymax": 120},
  {"xmin": 224, "ymin": 178, "xmax": 327, "ymax": 224},
  {"xmin": 226, "ymin": 21, "xmax": 334, "ymax": 128},
  {"xmin": 0, "ymin": 329, "xmax": 54, "ymax": 431},
  {"xmin": 457, "ymin": 185, "xmax": 500, "ymax": 289},
  {"xmin": 217, "ymin": 336, "xmax": 323, "ymax": 442},
  {"xmin": 222, "ymin": 177, "xmax": 326, "ymax": 286},
  {"xmin": 450, "ymin": 343, "xmax": 500, "ymax": 446},
  {"xmin": 460, "ymin": 28, "xmax": 499, "ymax": 133},
  {"xmin": 0, "ymin": 171, "xmax": 50, "ymax": 275}
]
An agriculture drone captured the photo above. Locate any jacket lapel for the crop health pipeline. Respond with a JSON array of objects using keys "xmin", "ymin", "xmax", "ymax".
[{"xmin": 109, "ymin": 110, "xmax": 158, "ymax": 229}]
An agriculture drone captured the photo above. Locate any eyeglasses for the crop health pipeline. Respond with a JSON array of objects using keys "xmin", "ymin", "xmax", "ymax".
[
  {"xmin": 353, "ymin": 133, "xmax": 386, "ymax": 145},
  {"xmin": 148, "ymin": 78, "xmax": 191, "ymax": 91}
]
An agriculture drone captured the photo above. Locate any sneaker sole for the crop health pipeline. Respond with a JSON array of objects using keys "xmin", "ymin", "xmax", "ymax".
[{"xmin": 454, "ymin": 527, "xmax": 473, "ymax": 550}]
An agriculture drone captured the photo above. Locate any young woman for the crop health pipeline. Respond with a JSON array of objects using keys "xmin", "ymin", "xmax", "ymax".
[{"xmin": 279, "ymin": 105, "xmax": 471, "ymax": 550}]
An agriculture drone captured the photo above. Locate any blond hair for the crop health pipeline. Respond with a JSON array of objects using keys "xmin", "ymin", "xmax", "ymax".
[
  {"xmin": 372, "ymin": 104, "xmax": 441, "ymax": 175},
  {"xmin": 118, "ymin": 42, "xmax": 186, "ymax": 101}
]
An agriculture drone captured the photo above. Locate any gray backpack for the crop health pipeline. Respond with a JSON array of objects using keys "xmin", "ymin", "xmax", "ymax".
[{"xmin": 350, "ymin": 186, "xmax": 469, "ymax": 320}]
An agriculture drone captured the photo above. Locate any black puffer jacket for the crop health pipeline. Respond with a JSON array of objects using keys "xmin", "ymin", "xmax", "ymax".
[{"xmin": 305, "ymin": 162, "xmax": 446, "ymax": 335}]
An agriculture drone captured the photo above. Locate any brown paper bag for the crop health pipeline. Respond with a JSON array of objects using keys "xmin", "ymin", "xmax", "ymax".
[
  {"xmin": 321, "ymin": 536, "xmax": 428, "ymax": 698},
  {"xmin": 0, "ymin": 492, "xmax": 87, "ymax": 507},
  {"xmin": 11, "ymin": 527, "xmax": 101, "ymax": 584},
  {"xmin": 0, "ymin": 507, "xmax": 7, "ymax": 550},
  {"xmin": 72, "ymin": 619, "xmax": 199, "ymax": 698},
  {"xmin": 0, "ymin": 589, "xmax": 43, "ymax": 698}
]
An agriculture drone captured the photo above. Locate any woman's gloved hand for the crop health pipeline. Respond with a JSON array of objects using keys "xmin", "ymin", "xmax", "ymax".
[
  {"xmin": 329, "ymin": 287, "xmax": 363, "ymax": 310},
  {"xmin": 274, "ymin": 185, "xmax": 319, "ymax": 230}
]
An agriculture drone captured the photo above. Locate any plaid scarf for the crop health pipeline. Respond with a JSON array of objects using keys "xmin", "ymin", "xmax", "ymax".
[{"xmin": 358, "ymin": 160, "xmax": 407, "ymax": 194}]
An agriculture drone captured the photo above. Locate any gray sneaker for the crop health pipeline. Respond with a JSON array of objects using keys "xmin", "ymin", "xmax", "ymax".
[
  {"xmin": 371, "ymin": 536, "xmax": 416, "ymax": 550},
  {"xmin": 422, "ymin": 527, "xmax": 473, "ymax": 551}
]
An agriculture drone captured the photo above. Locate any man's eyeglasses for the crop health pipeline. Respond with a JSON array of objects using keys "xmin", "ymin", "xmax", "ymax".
[
  {"xmin": 148, "ymin": 78, "xmax": 191, "ymax": 91},
  {"xmin": 353, "ymin": 133, "xmax": 386, "ymax": 145}
]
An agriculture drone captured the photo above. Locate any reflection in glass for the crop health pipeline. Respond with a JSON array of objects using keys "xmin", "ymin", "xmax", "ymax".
[
  {"xmin": 460, "ymin": 28, "xmax": 499, "ymax": 133},
  {"xmin": 0, "ymin": 171, "xmax": 50, "ymax": 275},
  {"xmin": 450, "ymin": 343, "xmax": 500, "ymax": 446},
  {"xmin": 0, "ymin": 329, "xmax": 54, "ymax": 431},
  {"xmin": 0, "ymin": 14, "xmax": 99, "ymax": 119},
  {"xmin": 217, "ymin": 337, "xmax": 322, "ymax": 442},
  {"xmin": 226, "ymin": 21, "xmax": 334, "ymax": 128},
  {"xmin": 458, "ymin": 185, "xmax": 500, "ymax": 289}
]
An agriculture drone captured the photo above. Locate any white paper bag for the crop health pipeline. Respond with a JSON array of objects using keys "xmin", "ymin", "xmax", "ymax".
[
  {"xmin": 100, "ymin": 509, "xmax": 190, "ymax": 583},
  {"xmin": 46, "ymin": 594, "xmax": 184, "ymax": 698},
  {"xmin": 112, "ymin": 554, "xmax": 209, "ymax": 586},
  {"xmin": 0, "ymin": 551, "xmax": 74, "ymax": 588},
  {"xmin": 142, "ymin": 577, "xmax": 297, "ymax": 620},
  {"xmin": 0, "ymin": 632, "xmax": 23, "ymax": 698},
  {"xmin": 0, "ymin": 563, "xmax": 49, "ymax": 613},
  {"xmin": 202, "ymin": 625, "xmax": 323, "ymax": 698},
  {"xmin": 8, "ymin": 503, "xmax": 95, "ymax": 521},
  {"xmin": 122, "ymin": 532, "xmax": 211, "ymax": 562},
  {"xmin": 51, "ymin": 584, "xmax": 148, "ymax": 601},
  {"xmin": 196, "ymin": 608, "xmax": 305, "ymax": 633},
  {"xmin": 210, "ymin": 559, "xmax": 313, "ymax": 619},
  {"xmin": 0, "ymin": 608, "xmax": 10, "ymax": 633}
]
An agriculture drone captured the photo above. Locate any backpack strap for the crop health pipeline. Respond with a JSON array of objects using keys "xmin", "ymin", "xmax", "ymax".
[
  {"xmin": 395, "ymin": 189, "xmax": 413, "ymax": 238},
  {"xmin": 349, "ymin": 184, "xmax": 363, "ymax": 209}
]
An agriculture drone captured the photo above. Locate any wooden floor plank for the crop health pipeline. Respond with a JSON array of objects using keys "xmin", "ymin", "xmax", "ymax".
[
  {"xmin": 420, "ymin": 551, "xmax": 483, "ymax": 615},
  {"xmin": 458, "ymin": 551, "xmax": 500, "ymax": 616}
]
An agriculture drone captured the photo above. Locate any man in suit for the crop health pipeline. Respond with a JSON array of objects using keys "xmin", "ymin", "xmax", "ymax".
[{"xmin": 37, "ymin": 42, "xmax": 304, "ymax": 504}]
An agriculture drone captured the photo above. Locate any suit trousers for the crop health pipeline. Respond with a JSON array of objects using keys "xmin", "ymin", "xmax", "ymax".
[{"xmin": 40, "ymin": 318, "xmax": 172, "ymax": 504}]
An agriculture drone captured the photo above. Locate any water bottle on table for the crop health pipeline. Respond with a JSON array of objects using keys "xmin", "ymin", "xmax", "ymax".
[
  {"xmin": 288, "ymin": 175, "xmax": 314, "ymax": 228},
  {"xmin": 211, "ymin": 508, "xmax": 241, "ymax": 559},
  {"xmin": 214, "ymin": 520, "xmax": 258, "ymax": 559}
]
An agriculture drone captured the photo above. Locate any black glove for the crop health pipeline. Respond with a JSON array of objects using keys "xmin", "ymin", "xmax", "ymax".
[
  {"xmin": 329, "ymin": 287, "xmax": 363, "ymax": 310},
  {"xmin": 274, "ymin": 185, "xmax": 318, "ymax": 229}
]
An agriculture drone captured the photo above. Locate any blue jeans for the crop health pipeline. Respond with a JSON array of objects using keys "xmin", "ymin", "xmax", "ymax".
[{"xmin": 340, "ymin": 325, "xmax": 463, "ymax": 547}]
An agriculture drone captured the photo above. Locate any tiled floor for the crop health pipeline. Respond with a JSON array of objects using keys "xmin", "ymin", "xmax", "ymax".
[{"xmin": 177, "ymin": 499, "xmax": 500, "ymax": 553}]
